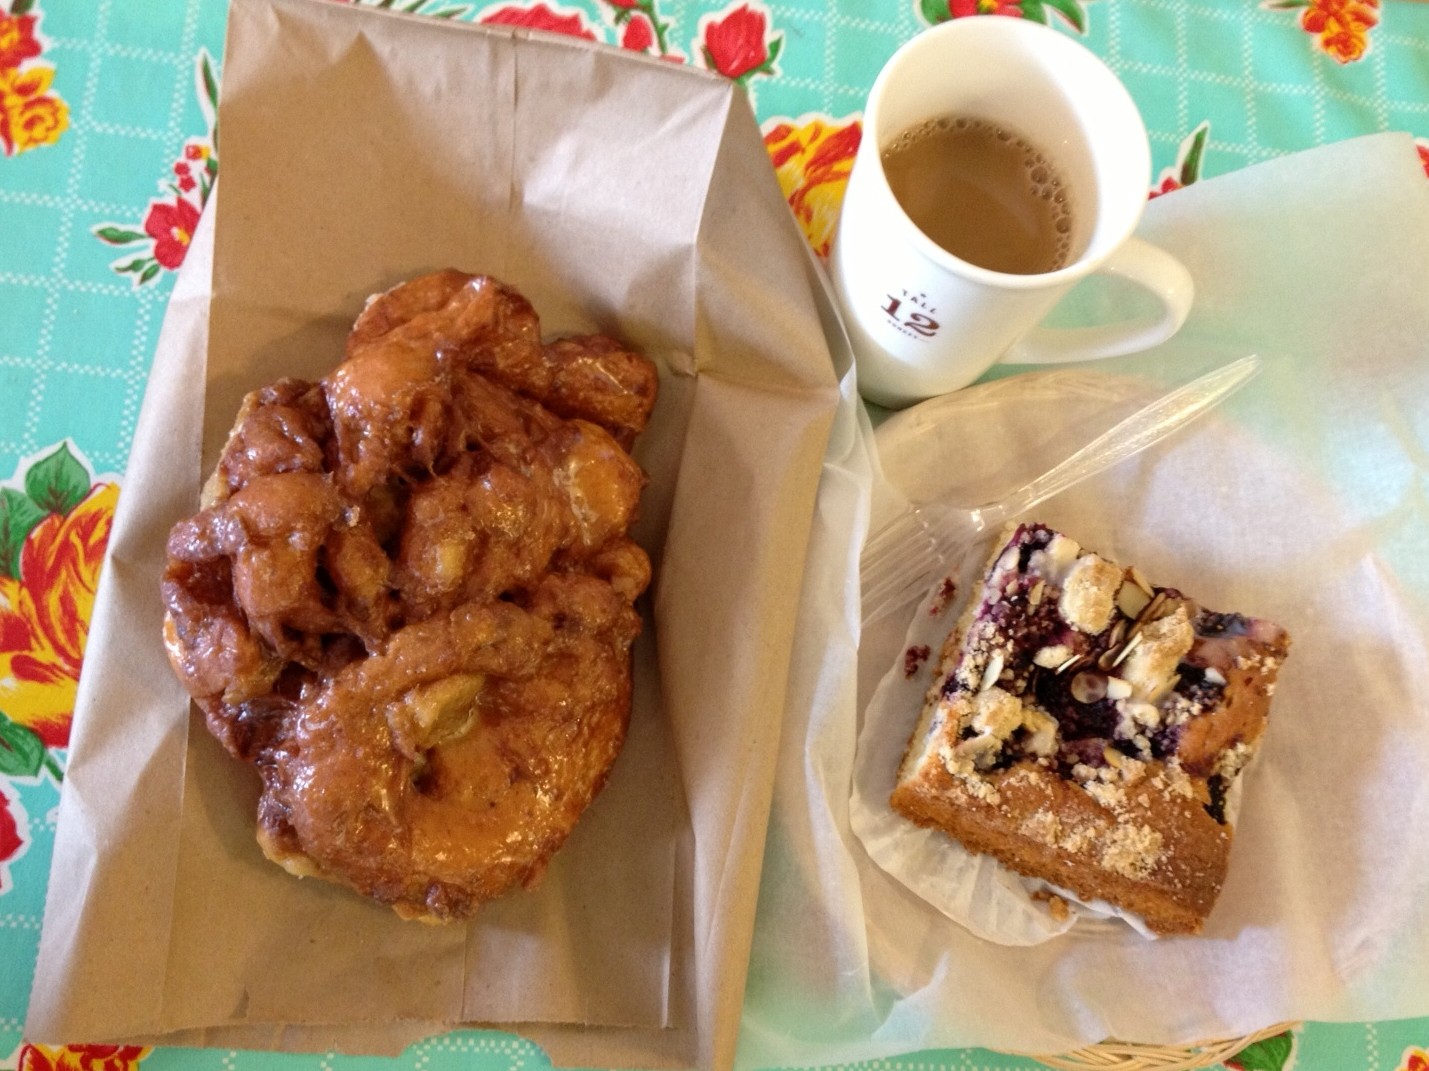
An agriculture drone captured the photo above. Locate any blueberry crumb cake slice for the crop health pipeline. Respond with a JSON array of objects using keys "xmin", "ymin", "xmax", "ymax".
[{"xmin": 890, "ymin": 522, "xmax": 1290, "ymax": 935}]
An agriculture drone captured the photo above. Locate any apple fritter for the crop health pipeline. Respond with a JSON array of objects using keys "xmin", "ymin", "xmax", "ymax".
[{"xmin": 161, "ymin": 272, "xmax": 657, "ymax": 921}]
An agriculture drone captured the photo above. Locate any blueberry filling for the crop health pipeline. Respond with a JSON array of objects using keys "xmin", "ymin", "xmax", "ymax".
[
  {"xmin": 1015, "ymin": 522, "xmax": 1055, "ymax": 570},
  {"xmin": 1032, "ymin": 669, "xmax": 1118, "ymax": 739},
  {"xmin": 1147, "ymin": 721, "xmax": 1184, "ymax": 759},
  {"xmin": 942, "ymin": 524, "xmax": 1241, "ymax": 778},
  {"xmin": 939, "ymin": 575, "xmax": 1077, "ymax": 701},
  {"xmin": 1174, "ymin": 662, "xmax": 1226, "ymax": 709},
  {"xmin": 1194, "ymin": 610, "xmax": 1250, "ymax": 637},
  {"xmin": 1058, "ymin": 736, "xmax": 1112, "ymax": 770},
  {"xmin": 1205, "ymin": 774, "xmax": 1229, "ymax": 824}
]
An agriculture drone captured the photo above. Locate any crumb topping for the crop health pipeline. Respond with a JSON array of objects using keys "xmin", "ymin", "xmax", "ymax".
[
  {"xmin": 1100, "ymin": 823, "xmax": 1164, "ymax": 880},
  {"xmin": 1034, "ymin": 643, "xmax": 1072, "ymax": 668},
  {"xmin": 1083, "ymin": 780, "xmax": 1126, "ymax": 809},
  {"xmin": 936, "ymin": 735, "xmax": 1002, "ymax": 803},
  {"xmin": 1214, "ymin": 741, "xmax": 1254, "ymax": 780},
  {"xmin": 1059, "ymin": 554, "xmax": 1122, "ymax": 634},
  {"xmin": 971, "ymin": 687, "xmax": 1022, "ymax": 738},
  {"xmin": 923, "ymin": 522, "xmax": 1288, "ymax": 831},
  {"xmin": 1022, "ymin": 704, "xmax": 1058, "ymax": 757},
  {"xmin": 1020, "ymin": 811, "xmax": 1063, "ymax": 845},
  {"xmin": 1034, "ymin": 533, "xmax": 1080, "ymax": 574},
  {"xmin": 1155, "ymin": 760, "xmax": 1196, "ymax": 799},
  {"xmin": 1120, "ymin": 604, "xmax": 1194, "ymax": 700}
]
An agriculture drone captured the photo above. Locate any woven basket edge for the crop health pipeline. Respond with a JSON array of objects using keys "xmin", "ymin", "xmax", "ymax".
[{"xmin": 1011, "ymin": 1019, "xmax": 1301, "ymax": 1071}]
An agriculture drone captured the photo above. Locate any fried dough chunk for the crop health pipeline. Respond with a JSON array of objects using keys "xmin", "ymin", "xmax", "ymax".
[
  {"xmin": 348, "ymin": 271, "xmax": 657, "ymax": 448},
  {"xmin": 160, "ymin": 271, "xmax": 657, "ymax": 921}
]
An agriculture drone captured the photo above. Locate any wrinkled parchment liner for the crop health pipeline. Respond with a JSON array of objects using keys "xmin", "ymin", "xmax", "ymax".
[{"xmin": 739, "ymin": 135, "xmax": 1429, "ymax": 1066}]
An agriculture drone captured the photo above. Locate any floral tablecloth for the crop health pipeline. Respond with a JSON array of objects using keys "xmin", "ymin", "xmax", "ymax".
[{"xmin": 2, "ymin": 0, "xmax": 1427, "ymax": 1069}]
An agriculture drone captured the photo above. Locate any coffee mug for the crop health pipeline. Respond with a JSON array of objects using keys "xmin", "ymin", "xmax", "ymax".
[{"xmin": 830, "ymin": 17, "xmax": 1194, "ymax": 408}]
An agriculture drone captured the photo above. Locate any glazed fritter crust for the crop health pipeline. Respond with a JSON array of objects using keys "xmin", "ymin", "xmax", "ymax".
[{"xmin": 161, "ymin": 272, "xmax": 658, "ymax": 921}]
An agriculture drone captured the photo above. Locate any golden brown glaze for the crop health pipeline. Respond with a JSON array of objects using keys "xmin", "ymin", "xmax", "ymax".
[{"xmin": 161, "ymin": 271, "xmax": 658, "ymax": 921}]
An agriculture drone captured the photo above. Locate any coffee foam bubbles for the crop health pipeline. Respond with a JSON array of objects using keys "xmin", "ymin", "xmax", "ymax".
[{"xmin": 889, "ymin": 116, "xmax": 1075, "ymax": 270}]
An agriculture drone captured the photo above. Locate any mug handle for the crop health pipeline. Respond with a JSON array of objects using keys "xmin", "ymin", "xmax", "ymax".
[{"xmin": 1002, "ymin": 238, "xmax": 1195, "ymax": 365}]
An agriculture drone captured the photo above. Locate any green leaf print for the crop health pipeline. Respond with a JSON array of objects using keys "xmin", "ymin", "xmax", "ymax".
[
  {"xmin": 200, "ymin": 50, "xmax": 220, "ymax": 114},
  {"xmin": 1227, "ymin": 1030, "xmax": 1296, "ymax": 1071},
  {"xmin": 93, "ymin": 225, "xmax": 148, "ymax": 246},
  {"xmin": 919, "ymin": 0, "xmax": 950, "ymax": 25},
  {"xmin": 1040, "ymin": 0, "xmax": 1088, "ymax": 32},
  {"xmin": 24, "ymin": 442, "xmax": 92, "ymax": 515},
  {"xmin": 1180, "ymin": 121, "xmax": 1210, "ymax": 186},
  {"xmin": 0, "ymin": 711, "xmax": 45, "ymax": 779},
  {"xmin": 0, "ymin": 487, "xmax": 46, "ymax": 580}
]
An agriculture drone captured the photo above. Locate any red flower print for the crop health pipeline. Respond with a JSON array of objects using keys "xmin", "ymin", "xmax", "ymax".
[
  {"xmin": 93, "ymin": 51, "xmax": 216, "ymax": 286},
  {"xmin": 1398, "ymin": 1047, "xmax": 1429, "ymax": 1071},
  {"xmin": 17, "ymin": 1043, "xmax": 150, "ymax": 1071},
  {"xmin": 948, "ymin": 0, "xmax": 1023, "ymax": 15},
  {"xmin": 621, "ymin": 13, "xmax": 655, "ymax": 51},
  {"xmin": 1417, "ymin": 140, "xmax": 1429, "ymax": 180},
  {"xmin": 0, "ymin": 12, "xmax": 42, "ymax": 69},
  {"xmin": 601, "ymin": 0, "xmax": 681, "ymax": 59},
  {"xmin": 1149, "ymin": 120, "xmax": 1209, "ymax": 199},
  {"xmin": 478, "ymin": 2, "xmax": 599, "ymax": 40},
  {"xmin": 699, "ymin": 3, "xmax": 782, "ymax": 83},
  {"xmin": 921, "ymin": 0, "xmax": 1087, "ymax": 30},
  {"xmin": 0, "ymin": 783, "xmax": 27, "ymax": 893},
  {"xmin": 1149, "ymin": 175, "xmax": 1181, "ymax": 198},
  {"xmin": 1267, "ymin": 0, "xmax": 1378, "ymax": 63},
  {"xmin": 1, "ymin": 478, "xmax": 118, "ymax": 749},
  {"xmin": 764, "ymin": 115, "xmax": 862, "ymax": 257},
  {"xmin": 142, "ymin": 197, "xmax": 200, "ymax": 270},
  {"xmin": 0, "ymin": 797, "xmax": 19, "ymax": 859}
]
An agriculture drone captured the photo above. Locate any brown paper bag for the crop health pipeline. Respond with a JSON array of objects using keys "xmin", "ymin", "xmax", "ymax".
[{"xmin": 27, "ymin": 1, "xmax": 840, "ymax": 1067}]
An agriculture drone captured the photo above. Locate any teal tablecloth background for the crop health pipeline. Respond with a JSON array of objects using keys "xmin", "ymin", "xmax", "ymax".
[{"xmin": 2, "ymin": 1, "xmax": 1427, "ymax": 1069}]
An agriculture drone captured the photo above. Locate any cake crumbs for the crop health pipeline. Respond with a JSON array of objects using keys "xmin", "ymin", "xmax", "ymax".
[
  {"xmin": 1084, "ymin": 780, "xmax": 1127, "ymax": 810},
  {"xmin": 1100, "ymin": 823, "xmax": 1164, "ymax": 880},
  {"xmin": 1058, "ymin": 824, "xmax": 1096, "ymax": 853},
  {"xmin": 1030, "ymin": 888, "xmax": 1071, "ymax": 921},
  {"xmin": 903, "ymin": 644, "xmax": 931, "ymax": 678},
  {"xmin": 1154, "ymin": 762, "xmax": 1196, "ymax": 800},
  {"xmin": 929, "ymin": 577, "xmax": 958, "ymax": 616},
  {"xmin": 1020, "ymin": 811, "xmax": 1062, "ymax": 846},
  {"xmin": 936, "ymin": 742, "xmax": 1002, "ymax": 803},
  {"xmin": 1214, "ymin": 741, "xmax": 1255, "ymax": 780}
]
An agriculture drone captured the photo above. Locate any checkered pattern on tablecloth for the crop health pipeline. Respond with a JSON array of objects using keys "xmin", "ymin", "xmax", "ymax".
[{"xmin": 4, "ymin": 2, "xmax": 1429, "ymax": 1069}]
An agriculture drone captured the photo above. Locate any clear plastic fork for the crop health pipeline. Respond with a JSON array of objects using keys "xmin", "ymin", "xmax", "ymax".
[{"xmin": 859, "ymin": 354, "xmax": 1263, "ymax": 624}]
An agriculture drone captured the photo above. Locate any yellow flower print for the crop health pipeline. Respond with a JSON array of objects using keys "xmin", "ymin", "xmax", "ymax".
[
  {"xmin": 1, "ymin": 474, "xmax": 117, "ymax": 750},
  {"xmin": 0, "ymin": 2, "xmax": 68, "ymax": 156},
  {"xmin": 763, "ymin": 115, "xmax": 863, "ymax": 258}
]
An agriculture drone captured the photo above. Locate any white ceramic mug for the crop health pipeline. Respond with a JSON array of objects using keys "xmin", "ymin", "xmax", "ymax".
[{"xmin": 830, "ymin": 17, "xmax": 1194, "ymax": 408}]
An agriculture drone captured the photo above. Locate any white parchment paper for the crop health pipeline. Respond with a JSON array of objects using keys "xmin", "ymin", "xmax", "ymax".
[{"xmin": 739, "ymin": 133, "xmax": 1429, "ymax": 1063}]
